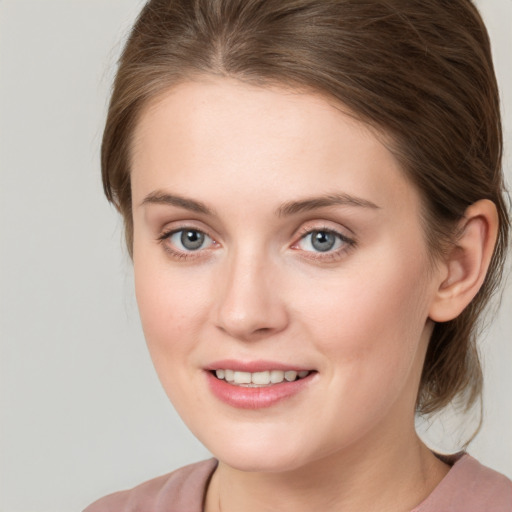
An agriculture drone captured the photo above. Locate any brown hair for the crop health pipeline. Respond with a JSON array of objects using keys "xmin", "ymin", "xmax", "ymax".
[{"xmin": 102, "ymin": 0, "xmax": 509, "ymax": 415}]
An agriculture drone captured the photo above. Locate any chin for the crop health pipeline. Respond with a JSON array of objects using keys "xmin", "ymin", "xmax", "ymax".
[
  {"xmin": 217, "ymin": 450, "xmax": 308, "ymax": 473},
  {"xmin": 199, "ymin": 429, "xmax": 321, "ymax": 473}
]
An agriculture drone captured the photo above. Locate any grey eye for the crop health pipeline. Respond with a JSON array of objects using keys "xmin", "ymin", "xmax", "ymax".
[
  {"xmin": 170, "ymin": 229, "xmax": 211, "ymax": 251},
  {"xmin": 298, "ymin": 230, "xmax": 343, "ymax": 253},
  {"xmin": 310, "ymin": 231, "xmax": 336, "ymax": 252}
]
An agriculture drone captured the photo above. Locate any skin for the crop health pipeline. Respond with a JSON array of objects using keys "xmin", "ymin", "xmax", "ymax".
[{"xmin": 129, "ymin": 77, "xmax": 497, "ymax": 512}]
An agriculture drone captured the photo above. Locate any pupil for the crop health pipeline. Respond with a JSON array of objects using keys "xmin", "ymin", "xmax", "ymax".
[
  {"xmin": 312, "ymin": 231, "xmax": 335, "ymax": 252},
  {"xmin": 181, "ymin": 230, "xmax": 204, "ymax": 250}
]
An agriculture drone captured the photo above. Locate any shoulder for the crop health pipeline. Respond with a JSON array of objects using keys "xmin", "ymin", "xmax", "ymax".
[
  {"xmin": 82, "ymin": 459, "xmax": 218, "ymax": 512},
  {"xmin": 414, "ymin": 453, "xmax": 512, "ymax": 512}
]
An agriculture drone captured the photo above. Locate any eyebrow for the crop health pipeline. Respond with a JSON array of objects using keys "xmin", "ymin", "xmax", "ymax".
[
  {"xmin": 141, "ymin": 191, "xmax": 380, "ymax": 217},
  {"xmin": 141, "ymin": 191, "xmax": 214, "ymax": 215},
  {"xmin": 276, "ymin": 193, "xmax": 380, "ymax": 217}
]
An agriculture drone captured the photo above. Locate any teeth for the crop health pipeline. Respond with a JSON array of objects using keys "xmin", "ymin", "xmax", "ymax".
[
  {"xmin": 214, "ymin": 369, "xmax": 311, "ymax": 386},
  {"xmin": 284, "ymin": 370, "xmax": 297, "ymax": 382},
  {"xmin": 234, "ymin": 371, "xmax": 252, "ymax": 384},
  {"xmin": 270, "ymin": 370, "xmax": 284, "ymax": 383},
  {"xmin": 252, "ymin": 371, "xmax": 270, "ymax": 385}
]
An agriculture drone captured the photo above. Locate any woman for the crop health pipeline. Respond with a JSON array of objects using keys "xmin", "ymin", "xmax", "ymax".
[{"xmin": 84, "ymin": 0, "xmax": 511, "ymax": 510}]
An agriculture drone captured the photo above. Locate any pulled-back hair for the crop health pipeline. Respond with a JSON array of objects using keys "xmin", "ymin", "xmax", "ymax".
[{"xmin": 102, "ymin": 0, "xmax": 509, "ymax": 415}]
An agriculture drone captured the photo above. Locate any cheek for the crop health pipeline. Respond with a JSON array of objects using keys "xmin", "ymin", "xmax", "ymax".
[
  {"xmin": 133, "ymin": 256, "xmax": 209, "ymax": 361},
  {"xmin": 299, "ymin": 247, "xmax": 432, "ymax": 395},
  {"xmin": 133, "ymin": 261, "xmax": 214, "ymax": 423},
  {"xmin": 310, "ymin": 269, "xmax": 427, "ymax": 338}
]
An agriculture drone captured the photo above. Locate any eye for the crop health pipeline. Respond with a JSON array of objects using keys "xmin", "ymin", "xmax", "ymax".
[
  {"xmin": 167, "ymin": 229, "xmax": 214, "ymax": 252},
  {"xmin": 296, "ymin": 229, "xmax": 350, "ymax": 253}
]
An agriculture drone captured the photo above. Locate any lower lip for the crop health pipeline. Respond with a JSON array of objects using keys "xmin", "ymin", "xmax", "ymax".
[{"xmin": 205, "ymin": 371, "xmax": 314, "ymax": 409}]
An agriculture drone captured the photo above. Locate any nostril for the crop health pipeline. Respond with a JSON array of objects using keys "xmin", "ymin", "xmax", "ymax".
[{"xmin": 254, "ymin": 327, "xmax": 272, "ymax": 334}]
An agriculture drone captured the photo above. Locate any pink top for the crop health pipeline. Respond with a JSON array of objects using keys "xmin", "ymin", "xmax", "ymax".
[{"xmin": 83, "ymin": 454, "xmax": 512, "ymax": 511}]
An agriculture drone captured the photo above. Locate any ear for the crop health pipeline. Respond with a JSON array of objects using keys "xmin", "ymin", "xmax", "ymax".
[{"xmin": 428, "ymin": 199, "xmax": 499, "ymax": 322}]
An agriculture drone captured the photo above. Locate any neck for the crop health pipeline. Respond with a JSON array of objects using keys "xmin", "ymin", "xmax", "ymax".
[{"xmin": 205, "ymin": 422, "xmax": 450, "ymax": 512}]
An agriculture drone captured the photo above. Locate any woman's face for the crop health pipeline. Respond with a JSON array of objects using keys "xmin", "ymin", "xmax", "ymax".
[{"xmin": 131, "ymin": 77, "xmax": 442, "ymax": 472}]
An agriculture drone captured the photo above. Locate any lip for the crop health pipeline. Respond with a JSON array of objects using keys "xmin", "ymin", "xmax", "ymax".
[
  {"xmin": 205, "ymin": 359, "xmax": 312, "ymax": 373},
  {"xmin": 204, "ymin": 360, "xmax": 316, "ymax": 409}
]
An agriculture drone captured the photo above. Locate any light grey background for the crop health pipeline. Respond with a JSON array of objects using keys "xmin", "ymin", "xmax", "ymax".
[{"xmin": 0, "ymin": 1, "xmax": 510, "ymax": 511}]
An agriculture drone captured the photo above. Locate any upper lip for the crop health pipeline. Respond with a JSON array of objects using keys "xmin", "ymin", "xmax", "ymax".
[{"xmin": 204, "ymin": 359, "xmax": 313, "ymax": 373}]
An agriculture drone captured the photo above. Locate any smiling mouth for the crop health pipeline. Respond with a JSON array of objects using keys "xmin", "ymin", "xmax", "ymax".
[{"xmin": 212, "ymin": 369, "xmax": 313, "ymax": 387}]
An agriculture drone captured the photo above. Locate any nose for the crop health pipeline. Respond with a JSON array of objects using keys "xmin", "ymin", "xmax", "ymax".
[{"xmin": 213, "ymin": 249, "xmax": 289, "ymax": 341}]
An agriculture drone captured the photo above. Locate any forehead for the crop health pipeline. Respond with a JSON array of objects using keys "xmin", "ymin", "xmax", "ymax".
[
  {"xmin": 132, "ymin": 78, "xmax": 367, "ymax": 164},
  {"xmin": 130, "ymin": 77, "xmax": 419, "ymax": 217}
]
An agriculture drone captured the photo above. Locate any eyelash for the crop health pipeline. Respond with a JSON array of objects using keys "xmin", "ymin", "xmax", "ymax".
[
  {"xmin": 293, "ymin": 226, "xmax": 356, "ymax": 262},
  {"xmin": 157, "ymin": 227, "xmax": 216, "ymax": 261},
  {"xmin": 157, "ymin": 225, "xmax": 356, "ymax": 262}
]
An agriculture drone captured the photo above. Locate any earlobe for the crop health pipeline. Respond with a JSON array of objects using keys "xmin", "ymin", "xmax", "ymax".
[{"xmin": 428, "ymin": 199, "xmax": 499, "ymax": 323}]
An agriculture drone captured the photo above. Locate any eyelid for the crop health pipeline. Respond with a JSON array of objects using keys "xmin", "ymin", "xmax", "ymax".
[
  {"xmin": 290, "ymin": 223, "xmax": 357, "ymax": 261},
  {"xmin": 157, "ymin": 219, "xmax": 219, "ymax": 242},
  {"xmin": 294, "ymin": 220, "xmax": 355, "ymax": 243},
  {"xmin": 295, "ymin": 227, "xmax": 353, "ymax": 248},
  {"xmin": 157, "ymin": 224, "xmax": 220, "ymax": 260},
  {"xmin": 155, "ymin": 220, "xmax": 356, "ymax": 262}
]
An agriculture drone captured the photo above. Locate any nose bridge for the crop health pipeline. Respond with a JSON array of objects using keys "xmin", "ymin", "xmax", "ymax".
[{"xmin": 214, "ymin": 242, "xmax": 288, "ymax": 340}]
